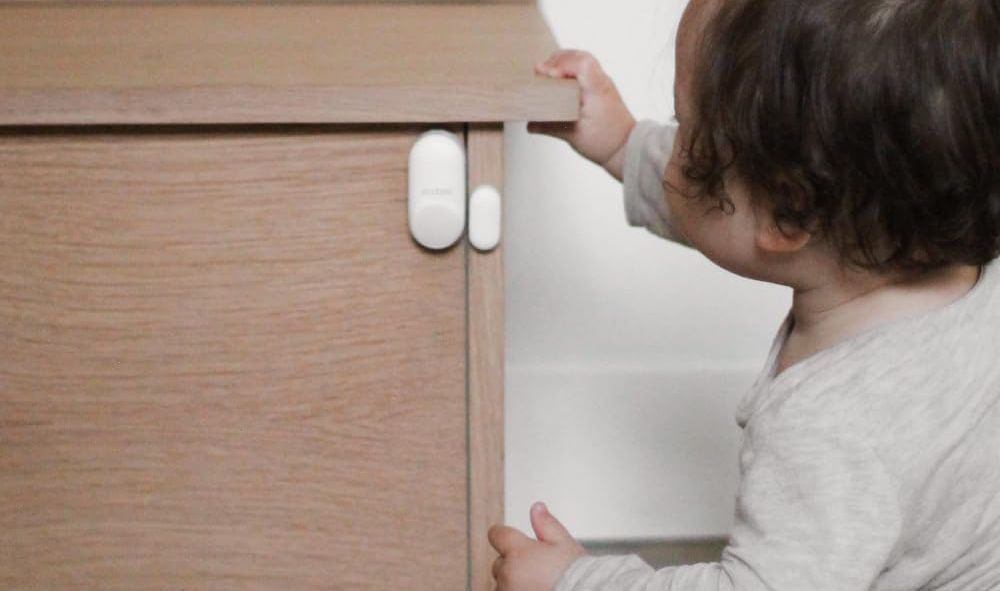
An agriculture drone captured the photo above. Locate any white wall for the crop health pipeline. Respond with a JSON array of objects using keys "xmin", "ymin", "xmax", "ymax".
[{"xmin": 503, "ymin": 0, "xmax": 792, "ymax": 541}]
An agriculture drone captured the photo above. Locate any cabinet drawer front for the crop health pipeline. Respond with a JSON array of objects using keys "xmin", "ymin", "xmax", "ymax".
[{"xmin": 0, "ymin": 129, "xmax": 467, "ymax": 590}]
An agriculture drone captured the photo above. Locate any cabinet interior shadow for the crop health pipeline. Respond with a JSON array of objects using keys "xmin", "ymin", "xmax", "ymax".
[{"xmin": 583, "ymin": 538, "xmax": 728, "ymax": 569}]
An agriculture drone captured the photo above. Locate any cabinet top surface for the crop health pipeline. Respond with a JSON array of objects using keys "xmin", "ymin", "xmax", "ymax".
[{"xmin": 0, "ymin": 4, "xmax": 580, "ymax": 125}]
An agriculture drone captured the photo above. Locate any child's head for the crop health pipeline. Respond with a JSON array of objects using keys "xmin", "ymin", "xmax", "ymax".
[{"xmin": 665, "ymin": 0, "xmax": 999, "ymax": 282}]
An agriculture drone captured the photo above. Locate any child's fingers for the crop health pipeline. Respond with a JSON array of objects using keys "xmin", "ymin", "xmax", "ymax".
[
  {"xmin": 538, "ymin": 48, "xmax": 590, "ymax": 70},
  {"xmin": 535, "ymin": 50, "xmax": 586, "ymax": 78},
  {"xmin": 536, "ymin": 48, "xmax": 577, "ymax": 71},
  {"xmin": 487, "ymin": 524, "xmax": 532, "ymax": 556},
  {"xmin": 534, "ymin": 49, "xmax": 605, "ymax": 89},
  {"xmin": 491, "ymin": 556, "xmax": 505, "ymax": 582}
]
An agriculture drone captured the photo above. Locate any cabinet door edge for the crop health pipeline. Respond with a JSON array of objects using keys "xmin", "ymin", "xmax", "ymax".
[{"xmin": 466, "ymin": 123, "xmax": 505, "ymax": 591}]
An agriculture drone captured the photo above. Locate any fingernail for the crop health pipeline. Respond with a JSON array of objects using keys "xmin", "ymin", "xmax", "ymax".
[{"xmin": 536, "ymin": 502, "xmax": 548, "ymax": 514}]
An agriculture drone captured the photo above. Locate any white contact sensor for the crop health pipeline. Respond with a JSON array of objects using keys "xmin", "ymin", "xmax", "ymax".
[
  {"xmin": 469, "ymin": 184, "xmax": 501, "ymax": 251},
  {"xmin": 408, "ymin": 130, "xmax": 466, "ymax": 250}
]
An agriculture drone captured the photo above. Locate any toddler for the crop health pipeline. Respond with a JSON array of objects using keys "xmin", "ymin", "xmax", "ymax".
[{"xmin": 487, "ymin": 0, "xmax": 1000, "ymax": 589}]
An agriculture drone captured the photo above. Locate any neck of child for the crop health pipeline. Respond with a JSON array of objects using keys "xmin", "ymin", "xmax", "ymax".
[{"xmin": 776, "ymin": 261, "xmax": 981, "ymax": 373}]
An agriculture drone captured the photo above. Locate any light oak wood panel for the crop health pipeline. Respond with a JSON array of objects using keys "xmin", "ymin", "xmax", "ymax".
[
  {"xmin": 0, "ymin": 128, "xmax": 467, "ymax": 590},
  {"xmin": 2, "ymin": 0, "xmax": 533, "ymax": 3},
  {"xmin": 0, "ymin": 4, "xmax": 579, "ymax": 125},
  {"xmin": 467, "ymin": 124, "xmax": 505, "ymax": 591}
]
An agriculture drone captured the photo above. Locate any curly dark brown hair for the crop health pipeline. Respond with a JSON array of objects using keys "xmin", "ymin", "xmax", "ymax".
[{"xmin": 682, "ymin": 0, "xmax": 1000, "ymax": 270}]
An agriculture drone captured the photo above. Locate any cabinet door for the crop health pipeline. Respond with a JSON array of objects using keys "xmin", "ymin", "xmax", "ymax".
[{"xmin": 0, "ymin": 128, "xmax": 471, "ymax": 590}]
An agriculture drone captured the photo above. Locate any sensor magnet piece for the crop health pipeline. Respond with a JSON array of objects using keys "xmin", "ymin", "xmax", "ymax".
[{"xmin": 469, "ymin": 184, "xmax": 501, "ymax": 251}]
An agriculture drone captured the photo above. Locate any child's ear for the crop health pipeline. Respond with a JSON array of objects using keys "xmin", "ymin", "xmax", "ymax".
[
  {"xmin": 755, "ymin": 218, "xmax": 812, "ymax": 253},
  {"xmin": 753, "ymin": 178, "xmax": 813, "ymax": 254}
]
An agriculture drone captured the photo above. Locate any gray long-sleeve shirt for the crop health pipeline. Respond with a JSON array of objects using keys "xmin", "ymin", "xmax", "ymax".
[{"xmin": 553, "ymin": 120, "xmax": 1000, "ymax": 591}]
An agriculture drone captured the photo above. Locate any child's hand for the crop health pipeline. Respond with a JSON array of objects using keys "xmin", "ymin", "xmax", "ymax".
[
  {"xmin": 529, "ymin": 49, "xmax": 637, "ymax": 181},
  {"xmin": 488, "ymin": 502, "xmax": 589, "ymax": 591}
]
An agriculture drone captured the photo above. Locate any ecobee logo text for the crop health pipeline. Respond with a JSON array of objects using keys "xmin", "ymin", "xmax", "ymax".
[{"xmin": 420, "ymin": 187, "xmax": 455, "ymax": 197}]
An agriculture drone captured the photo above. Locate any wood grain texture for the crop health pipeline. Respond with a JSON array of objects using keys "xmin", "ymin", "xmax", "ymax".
[
  {"xmin": 0, "ymin": 128, "xmax": 468, "ymax": 590},
  {"xmin": 0, "ymin": 4, "xmax": 579, "ymax": 125},
  {"xmin": 2, "ymin": 0, "xmax": 533, "ymax": 3},
  {"xmin": 466, "ymin": 124, "xmax": 506, "ymax": 591}
]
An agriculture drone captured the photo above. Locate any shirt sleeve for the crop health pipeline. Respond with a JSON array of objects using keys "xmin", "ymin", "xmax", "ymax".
[
  {"xmin": 622, "ymin": 119, "xmax": 690, "ymax": 246},
  {"xmin": 552, "ymin": 414, "xmax": 902, "ymax": 591}
]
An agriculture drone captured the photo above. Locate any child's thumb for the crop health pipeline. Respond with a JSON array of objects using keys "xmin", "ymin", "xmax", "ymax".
[{"xmin": 530, "ymin": 502, "xmax": 573, "ymax": 544}]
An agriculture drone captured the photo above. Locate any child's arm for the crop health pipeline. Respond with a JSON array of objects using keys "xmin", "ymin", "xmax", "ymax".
[
  {"xmin": 530, "ymin": 50, "xmax": 691, "ymax": 246},
  {"xmin": 552, "ymin": 415, "xmax": 902, "ymax": 591},
  {"xmin": 621, "ymin": 119, "xmax": 689, "ymax": 246}
]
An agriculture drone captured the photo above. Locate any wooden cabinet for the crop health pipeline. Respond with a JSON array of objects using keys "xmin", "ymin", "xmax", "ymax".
[{"xmin": 0, "ymin": 4, "xmax": 577, "ymax": 590}]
